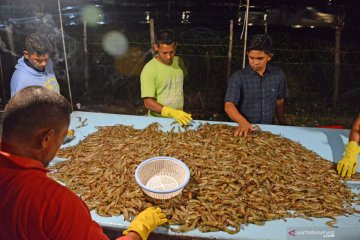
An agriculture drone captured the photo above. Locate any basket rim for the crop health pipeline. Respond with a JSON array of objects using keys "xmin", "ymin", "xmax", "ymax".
[{"xmin": 135, "ymin": 156, "xmax": 190, "ymax": 194}]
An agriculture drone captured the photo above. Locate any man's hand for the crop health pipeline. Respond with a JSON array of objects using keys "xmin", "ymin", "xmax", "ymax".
[
  {"xmin": 161, "ymin": 106, "xmax": 192, "ymax": 126},
  {"xmin": 67, "ymin": 129, "xmax": 74, "ymax": 137},
  {"xmin": 234, "ymin": 120, "xmax": 254, "ymax": 137},
  {"xmin": 337, "ymin": 141, "xmax": 360, "ymax": 178},
  {"xmin": 123, "ymin": 207, "xmax": 168, "ymax": 240}
]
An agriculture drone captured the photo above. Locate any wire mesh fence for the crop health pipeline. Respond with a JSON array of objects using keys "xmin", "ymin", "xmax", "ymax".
[{"xmin": 1, "ymin": 22, "xmax": 359, "ymax": 117}]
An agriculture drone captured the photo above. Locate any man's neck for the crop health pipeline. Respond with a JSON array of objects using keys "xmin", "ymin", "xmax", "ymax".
[
  {"xmin": 257, "ymin": 69, "xmax": 265, "ymax": 76},
  {"xmin": 255, "ymin": 66, "xmax": 267, "ymax": 77},
  {"xmin": 155, "ymin": 55, "xmax": 173, "ymax": 66},
  {"xmin": 0, "ymin": 140, "xmax": 43, "ymax": 166},
  {"xmin": 24, "ymin": 58, "xmax": 45, "ymax": 72}
]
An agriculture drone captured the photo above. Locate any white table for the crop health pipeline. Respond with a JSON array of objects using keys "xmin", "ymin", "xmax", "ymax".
[{"xmin": 55, "ymin": 111, "xmax": 360, "ymax": 240}]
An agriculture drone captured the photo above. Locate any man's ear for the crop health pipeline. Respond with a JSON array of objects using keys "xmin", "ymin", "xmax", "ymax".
[
  {"xmin": 23, "ymin": 51, "xmax": 29, "ymax": 59},
  {"xmin": 40, "ymin": 129, "xmax": 55, "ymax": 149},
  {"xmin": 267, "ymin": 53, "xmax": 274, "ymax": 61},
  {"xmin": 153, "ymin": 44, "xmax": 159, "ymax": 52}
]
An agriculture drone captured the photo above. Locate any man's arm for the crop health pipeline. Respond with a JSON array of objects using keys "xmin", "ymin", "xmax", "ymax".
[
  {"xmin": 144, "ymin": 97, "xmax": 192, "ymax": 126},
  {"xmin": 224, "ymin": 102, "xmax": 247, "ymax": 125},
  {"xmin": 143, "ymin": 97, "xmax": 164, "ymax": 114},
  {"xmin": 140, "ymin": 61, "xmax": 157, "ymax": 111},
  {"xmin": 275, "ymin": 98, "xmax": 286, "ymax": 125},
  {"xmin": 349, "ymin": 113, "xmax": 360, "ymax": 143},
  {"xmin": 224, "ymin": 71, "xmax": 254, "ymax": 136},
  {"xmin": 337, "ymin": 113, "xmax": 360, "ymax": 178},
  {"xmin": 224, "ymin": 102, "xmax": 254, "ymax": 137},
  {"xmin": 10, "ymin": 71, "xmax": 24, "ymax": 97}
]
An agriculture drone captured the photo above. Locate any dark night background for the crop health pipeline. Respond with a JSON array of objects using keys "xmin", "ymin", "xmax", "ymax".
[{"xmin": 0, "ymin": 0, "xmax": 359, "ymax": 127}]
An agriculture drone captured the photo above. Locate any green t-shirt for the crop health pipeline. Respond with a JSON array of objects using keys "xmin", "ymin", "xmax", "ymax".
[{"xmin": 141, "ymin": 56, "xmax": 187, "ymax": 117}]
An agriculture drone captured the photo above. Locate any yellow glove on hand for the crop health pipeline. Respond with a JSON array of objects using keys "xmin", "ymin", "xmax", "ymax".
[
  {"xmin": 337, "ymin": 141, "xmax": 360, "ymax": 178},
  {"xmin": 123, "ymin": 207, "xmax": 168, "ymax": 240},
  {"xmin": 161, "ymin": 106, "xmax": 192, "ymax": 126},
  {"xmin": 67, "ymin": 129, "xmax": 74, "ymax": 137}
]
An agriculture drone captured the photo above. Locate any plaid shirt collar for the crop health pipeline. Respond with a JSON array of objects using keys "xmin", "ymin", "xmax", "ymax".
[{"xmin": 246, "ymin": 64, "xmax": 272, "ymax": 77}]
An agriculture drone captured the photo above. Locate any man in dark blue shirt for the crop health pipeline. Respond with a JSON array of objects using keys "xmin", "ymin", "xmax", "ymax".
[{"xmin": 224, "ymin": 34, "xmax": 288, "ymax": 137}]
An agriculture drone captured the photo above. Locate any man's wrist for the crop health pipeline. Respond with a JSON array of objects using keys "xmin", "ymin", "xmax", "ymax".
[
  {"xmin": 161, "ymin": 105, "xmax": 175, "ymax": 118},
  {"xmin": 124, "ymin": 231, "xmax": 142, "ymax": 240}
]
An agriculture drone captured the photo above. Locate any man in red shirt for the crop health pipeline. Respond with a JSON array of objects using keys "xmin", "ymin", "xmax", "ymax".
[{"xmin": 0, "ymin": 86, "xmax": 167, "ymax": 240}]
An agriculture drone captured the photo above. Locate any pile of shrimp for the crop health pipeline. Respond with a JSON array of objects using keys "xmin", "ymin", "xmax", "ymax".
[{"xmin": 50, "ymin": 123, "xmax": 360, "ymax": 233}]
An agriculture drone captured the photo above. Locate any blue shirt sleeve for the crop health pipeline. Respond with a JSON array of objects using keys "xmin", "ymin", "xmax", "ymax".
[{"xmin": 224, "ymin": 70, "xmax": 242, "ymax": 104}]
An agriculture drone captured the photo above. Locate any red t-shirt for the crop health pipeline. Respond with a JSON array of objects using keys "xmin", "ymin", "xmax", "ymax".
[{"xmin": 0, "ymin": 151, "xmax": 131, "ymax": 240}]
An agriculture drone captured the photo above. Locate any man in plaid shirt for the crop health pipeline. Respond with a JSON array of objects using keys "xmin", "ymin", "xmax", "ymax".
[{"xmin": 224, "ymin": 34, "xmax": 288, "ymax": 137}]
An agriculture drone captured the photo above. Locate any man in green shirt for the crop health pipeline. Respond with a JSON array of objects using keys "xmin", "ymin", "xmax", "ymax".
[{"xmin": 140, "ymin": 29, "xmax": 192, "ymax": 126}]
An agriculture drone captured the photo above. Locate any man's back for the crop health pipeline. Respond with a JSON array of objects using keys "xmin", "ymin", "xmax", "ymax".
[{"xmin": 0, "ymin": 151, "xmax": 107, "ymax": 240}]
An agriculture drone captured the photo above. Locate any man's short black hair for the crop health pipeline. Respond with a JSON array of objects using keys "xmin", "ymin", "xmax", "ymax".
[
  {"xmin": 155, "ymin": 29, "xmax": 177, "ymax": 45},
  {"xmin": 247, "ymin": 34, "xmax": 273, "ymax": 54},
  {"xmin": 25, "ymin": 33, "xmax": 51, "ymax": 55},
  {"xmin": 2, "ymin": 86, "xmax": 72, "ymax": 142}
]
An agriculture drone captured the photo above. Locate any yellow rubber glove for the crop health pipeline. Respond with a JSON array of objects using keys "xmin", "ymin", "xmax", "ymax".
[
  {"xmin": 337, "ymin": 141, "xmax": 360, "ymax": 178},
  {"xmin": 67, "ymin": 129, "xmax": 74, "ymax": 137},
  {"xmin": 63, "ymin": 129, "xmax": 75, "ymax": 144},
  {"xmin": 161, "ymin": 106, "xmax": 192, "ymax": 126},
  {"xmin": 123, "ymin": 207, "xmax": 168, "ymax": 240}
]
